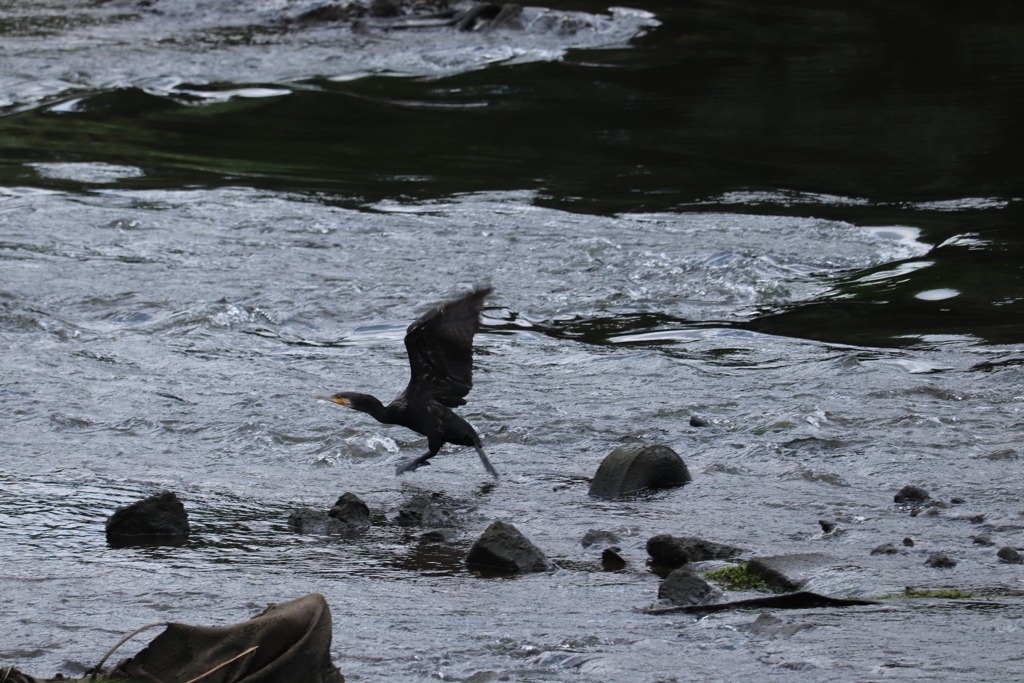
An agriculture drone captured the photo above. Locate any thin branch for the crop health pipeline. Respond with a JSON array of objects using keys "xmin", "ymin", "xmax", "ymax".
[{"xmin": 183, "ymin": 646, "xmax": 259, "ymax": 683}]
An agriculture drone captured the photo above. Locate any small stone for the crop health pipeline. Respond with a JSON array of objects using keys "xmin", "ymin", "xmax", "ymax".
[
  {"xmin": 601, "ymin": 548, "xmax": 626, "ymax": 571},
  {"xmin": 658, "ymin": 569, "xmax": 720, "ymax": 606},
  {"xmin": 903, "ymin": 537, "xmax": 915, "ymax": 547},
  {"xmin": 972, "ymin": 533, "xmax": 995, "ymax": 546},
  {"xmin": 327, "ymin": 492, "xmax": 370, "ymax": 533},
  {"xmin": 997, "ymin": 547, "xmax": 1023, "ymax": 564},
  {"xmin": 106, "ymin": 491, "xmax": 189, "ymax": 543},
  {"xmin": 925, "ymin": 553, "xmax": 957, "ymax": 568},
  {"xmin": 393, "ymin": 493, "xmax": 452, "ymax": 527},
  {"xmin": 818, "ymin": 519, "xmax": 837, "ymax": 533},
  {"xmin": 581, "ymin": 529, "xmax": 620, "ymax": 548},
  {"xmin": 689, "ymin": 415, "xmax": 709, "ymax": 427},
  {"xmin": 950, "ymin": 497, "xmax": 966, "ymax": 505},
  {"xmin": 894, "ymin": 485, "xmax": 930, "ymax": 505},
  {"xmin": 466, "ymin": 520, "xmax": 553, "ymax": 574},
  {"xmin": 870, "ymin": 542, "xmax": 902, "ymax": 556}
]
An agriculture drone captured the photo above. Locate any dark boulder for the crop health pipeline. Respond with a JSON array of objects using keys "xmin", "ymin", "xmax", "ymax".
[
  {"xmin": 581, "ymin": 529, "xmax": 620, "ymax": 548},
  {"xmin": 894, "ymin": 485, "xmax": 930, "ymax": 505},
  {"xmin": 646, "ymin": 534, "xmax": 744, "ymax": 569},
  {"xmin": 658, "ymin": 569, "xmax": 720, "ymax": 606},
  {"xmin": 601, "ymin": 548, "xmax": 627, "ymax": 571},
  {"xmin": 393, "ymin": 492, "xmax": 455, "ymax": 527},
  {"xmin": 465, "ymin": 520, "xmax": 553, "ymax": 573},
  {"xmin": 870, "ymin": 542, "xmax": 903, "ymax": 556},
  {"xmin": 289, "ymin": 492, "xmax": 370, "ymax": 536},
  {"xmin": 925, "ymin": 552, "xmax": 957, "ymax": 568},
  {"xmin": 588, "ymin": 444, "xmax": 690, "ymax": 499},
  {"xmin": 106, "ymin": 491, "xmax": 189, "ymax": 545},
  {"xmin": 746, "ymin": 553, "xmax": 834, "ymax": 591},
  {"xmin": 328, "ymin": 492, "xmax": 370, "ymax": 532},
  {"xmin": 818, "ymin": 519, "xmax": 837, "ymax": 533},
  {"xmin": 997, "ymin": 547, "xmax": 1023, "ymax": 564}
]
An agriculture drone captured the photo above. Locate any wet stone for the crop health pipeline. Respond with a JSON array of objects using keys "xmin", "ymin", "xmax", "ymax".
[
  {"xmin": 870, "ymin": 542, "xmax": 903, "ymax": 556},
  {"xmin": 972, "ymin": 533, "xmax": 995, "ymax": 546},
  {"xmin": 903, "ymin": 537, "xmax": 915, "ymax": 547},
  {"xmin": 581, "ymin": 529, "xmax": 620, "ymax": 548},
  {"xmin": 646, "ymin": 534, "xmax": 744, "ymax": 569},
  {"xmin": 290, "ymin": 492, "xmax": 370, "ymax": 536},
  {"xmin": 328, "ymin": 492, "xmax": 370, "ymax": 533},
  {"xmin": 997, "ymin": 547, "xmax": 1023, "ymax": 564},
  {"xmin": 588, "ymin": 444, "xmax": 691, "ymax": 499},
  {"xmin": 106, "ymin": 491, "xmax": 189, "ymax": 544},
  {"xmin": 465, "ymin": 520, "xmax": 553, "ymax": 573},
  {"xmin": 658, "ymin": 569, "xmax": 720, "ymax": 606},
  {"xmin": 818, "ymin": 519, "xmax": 837, "ymax": 533},
  {"xmin": 746, "ymin": 553, "xmax": 835, "ymax": 592},
  {"xmin": 925, "ymin": 552, "xmax": 957, "ymax": 568},
  {"xmin": 392, "ymin": 492, "xmax": 457, "ymax": 527},
  {"xmin": 894, "ymin": 485, "xmax": 930, "ymax": 505},
  {"xmin": 601, "ymin": 548, "xmax": 626, "ymax": 571},
  {"xmin": 744, "ymin": 613, "xmax": 813, "ymax": 638}
]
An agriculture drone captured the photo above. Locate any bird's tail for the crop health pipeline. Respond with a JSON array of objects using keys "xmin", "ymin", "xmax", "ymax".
[{"xmin": 475, "ymin": 443, "xmax": 499, "ymax": 480}]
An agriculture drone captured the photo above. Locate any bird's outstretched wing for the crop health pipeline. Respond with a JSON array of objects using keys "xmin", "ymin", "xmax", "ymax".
[{"xmin": 403, "ymin": 286, "xmax": 491, "ymax": 408}]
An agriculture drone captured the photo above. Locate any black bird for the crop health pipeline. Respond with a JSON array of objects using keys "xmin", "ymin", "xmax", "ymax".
[{"xmin": 317, "ymin": 286, "xmax": 498, "ymax": 478}]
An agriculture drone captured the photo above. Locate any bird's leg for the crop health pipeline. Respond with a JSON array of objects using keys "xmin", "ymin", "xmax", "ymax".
[
  {"xmin": 474, "ymin": 438, "xmax": 499, "ymax": 480},
  {"xmin": 396, "ymin": 451, "xmax": 434, "ymax": 475},
  {"xmin": 396, "ymin": 439, "xmax": 442, "ymax": 476}
]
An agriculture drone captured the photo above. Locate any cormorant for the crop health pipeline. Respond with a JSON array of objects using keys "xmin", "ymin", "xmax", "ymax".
[{"xmin": 317, "ymin": 286, "xmax": 498, "ymax": 479}]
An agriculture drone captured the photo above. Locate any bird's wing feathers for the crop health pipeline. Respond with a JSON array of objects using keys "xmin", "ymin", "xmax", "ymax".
[{"xmin": 404, "ymin": 286, "xmax": 491, "ymax": 407}]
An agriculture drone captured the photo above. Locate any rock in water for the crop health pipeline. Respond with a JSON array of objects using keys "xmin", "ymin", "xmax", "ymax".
[
  {"xmin": 290, "ymin": 492, "xmax": 370, "ymax": 536},
  {"xmin": 465, "ymin": 520, "xmax": 553, "ymax": 573},
  {"xmin": 746, "ymin": 553, "xmax": 835, "ymax": 591},
  {"xmin": 658, "ymin": 569, "xmax": 720, "ymax": 606},
  {"xmin": 997, "ymin": 546, "xmax": 1023, "ymax": 564},
  {"xmin": 925, "ymin": 552, "xmax": 957, "ymax": 568},
  {"xmin": 894, "ymin": 485, "xmax": 930, "ymax": 505},
  {"xmin": 328, "ymin": 492, "xmax": 370, "ymax": 532},
  {"xmin": 106, "ymin": 491, "xmax": 189, "ymax": 544},
  {"xmin": 646, "ymin": 534, "xmax": 744, "ymax": 568},
  {"xmin": 588, "ymin": 444, "xmax": 691, "ymax": 499}
]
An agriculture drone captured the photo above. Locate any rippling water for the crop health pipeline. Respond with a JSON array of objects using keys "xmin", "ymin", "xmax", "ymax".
[{"xmin": 3, "ymin": 1, "xmax": 1024, "ymax": 681}]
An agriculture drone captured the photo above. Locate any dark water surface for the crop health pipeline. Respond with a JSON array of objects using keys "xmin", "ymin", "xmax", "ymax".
[{"xmin": 2, "ymin": 1, "xmax": 1024, "ymax": 681}]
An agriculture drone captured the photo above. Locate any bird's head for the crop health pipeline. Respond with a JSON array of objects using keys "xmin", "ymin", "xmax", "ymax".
[
  {"xmin": 315, "ymin": 391, "xmax": 382, "ymax": 415},
  {"xmin": 316, "ymin": 392, "xmax": 360, "ymax": 408}
]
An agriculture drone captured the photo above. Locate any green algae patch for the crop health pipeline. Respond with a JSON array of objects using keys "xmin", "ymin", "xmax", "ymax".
[{"xmin": 703, "ymin": 563, "xmax": 771, "ymax": 592}]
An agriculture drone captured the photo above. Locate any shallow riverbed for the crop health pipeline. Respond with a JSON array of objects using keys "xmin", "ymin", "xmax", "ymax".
[{"xmin": 2, "ymin": 1, "xmax": 1024, "ymax": 681}]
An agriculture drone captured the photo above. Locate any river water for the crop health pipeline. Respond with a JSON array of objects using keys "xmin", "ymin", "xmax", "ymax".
[{"xmin": 2, "ymin": 1, "xmax": 1024, "ymax": 681}]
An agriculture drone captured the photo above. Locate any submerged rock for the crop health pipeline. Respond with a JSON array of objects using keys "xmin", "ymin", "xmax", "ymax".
[
  {"xmin": 601, "ymin": 548, "xmax": 626, "ymax": 571},
  {"xmin": 290, "ymin": 492, "xmax": 370, "ymax": 536},
  {"xmin": 894, "ymin": 485, "xmax": 930, "ymax": 505},
  {"xmin": 106, "ymin": 491, "xmax": 189, "ymax": 544},
  {"xmin": 581, "ymin": 529, "xmax": 620, "ymax": 548},
  {"xmin": 588, "ymin": 444, "xmax": 691, "ymax": 499},
  {"xmin": 997, "ymin": 546, "xmax": 1023, "ymax": 564},
  {"xmin": 870, "ymin": 542, "xmax": 904, "ymax": 556},
  {"xmin": 328, "ymin": 492, "xmax": 370, "ymax": 531},
  {"xmin": 646, "ymin": 534, "xmax": 744, "ymax": 568},
  {"xmin": 746, "ymin": 553, "xmax": 835, "ymax": 591},
  {"xmin": 658, "ymin": 569, "xmax": 720, "ymax": 606},
  {"xmin": 925, "ymin": 552, "xmax": 957, "ymax": 568},
  {"xmin": 465, "ymin": 520, "xmax": 553, "ymax": 573},
  {"xmin": 393, "ymin": 492, "xmax": 456, "ymax": 527}
]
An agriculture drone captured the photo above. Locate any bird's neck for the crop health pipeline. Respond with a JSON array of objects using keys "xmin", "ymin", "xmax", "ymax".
[{"xmin": 352, "ymin": 393, "xmax": 390, "ymax": 424}]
